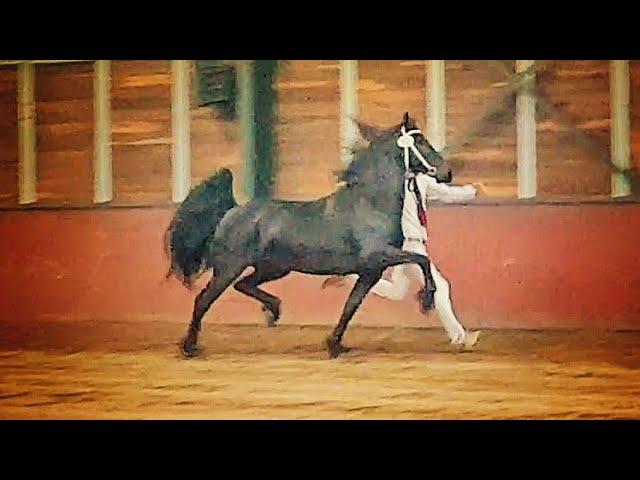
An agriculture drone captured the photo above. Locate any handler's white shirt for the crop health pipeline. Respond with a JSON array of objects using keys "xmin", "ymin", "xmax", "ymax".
[{"xmin": 401, "ymin": 175, "xmax": 476, "ymax": 242}]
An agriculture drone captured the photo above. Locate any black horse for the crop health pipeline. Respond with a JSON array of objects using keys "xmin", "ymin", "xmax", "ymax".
[{"xmin": 165, "ymin": 113, "xmax": 452, "ymax": 358}]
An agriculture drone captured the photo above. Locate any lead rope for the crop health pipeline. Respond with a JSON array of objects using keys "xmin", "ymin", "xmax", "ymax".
[
  {"xmin": 397, "ymin": 126, "xmax": 434, "ymax": 238},
  {"xmin": 396, "ymin": 126, "xmax": 438, "ymax": 175},
  {"xmin": 408, "ymin": 175, "xmax": 428, "ymax": 233}
]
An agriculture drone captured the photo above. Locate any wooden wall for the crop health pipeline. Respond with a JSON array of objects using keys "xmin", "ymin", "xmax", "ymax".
[
  {"xmin": 111, "ymin": 60, "xmax": 172, "ymax": 205},
  {"xmin": 2, "ymin": 203, "xmax": 640, "ymax": 329},
  {"xmin": 445, "ymin": 60, "xmax": 517, "ymax": 198},
  {"xmin": 35, "ymin": 62, "xmax": 94, "ymax": 206},
  {"xmin": 274, "ymin": 60, "xmax": 617, "ymax": 200},
  {"xmin": 0, "ymin": 66, "xmax": 17, "ymax": 207},
  {"xmin": 190, "ymin": 62, "xmax": 247, "ymax": 204},
  {"xmin": 0, "ymin": 60, "xmax": 638, "ymax": 208},
  {"xmin": 629, "ymin": 61, "xmax": 640, "ymax": 180},
  {"xmin": 275, "ymin": 60, "xmax": 340, "ymax": 200},
  {"xmin": 536, "ymin": 60, "xmax": 611, "ymax": 198}
]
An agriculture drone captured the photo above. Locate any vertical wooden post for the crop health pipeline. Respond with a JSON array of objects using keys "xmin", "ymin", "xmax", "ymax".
[
  {"xmin": 516, "ymin": 60, "xmax": 537, "ymax": 199},
  {"xmin": 237, "ymin": 60, "xmax": 257, "ymax": 200},
  {"xmin": 93, "ymin": 60, "xmax": 113, "ymax": 203},
  {"xmin": 17, "ymin": 62, "xmax": 37, "ymax": 204},
  {"xmin": 426, "ymin": 60, "xmax": 447, "ymax": 152},
  {"xmin": 253, "ymin": 60, "xmax": 277, "ymax": 199},
  {"xmin": 171, "ymin": 60, "xmax": 191, "ymax": 203},
  {"xmin": 340, "ymin": 60, "xmax": 359, "ymax": 165},
  {"xmin": 610, "ymin": 60, "xmax": 631, "ymax": 198}
]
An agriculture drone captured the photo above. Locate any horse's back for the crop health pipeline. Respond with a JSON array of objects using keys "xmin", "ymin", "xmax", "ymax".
[{"xmin": 209, "ymin": 195, "xmax": 400, "ymax": 275}]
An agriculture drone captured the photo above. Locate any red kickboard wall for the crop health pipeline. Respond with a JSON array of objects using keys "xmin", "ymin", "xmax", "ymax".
[{"xmin": 1, "ymin": 203, "xmax": 639, "ymax": 330}]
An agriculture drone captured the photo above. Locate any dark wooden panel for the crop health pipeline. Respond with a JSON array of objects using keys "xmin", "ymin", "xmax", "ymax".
[
  {"xmin": 445, "ymin": 60, "xmax": 518, "ymax": 197},
  {"xmin": 359, "ymin": 60, "xmax": 427, "ymax": 127},
  {"xmin": 189, "ymin": 106, "xmax": 247, "ymax": 202},
  {"xmin": 35, "ymin": 62, "xmax": 94, "ymax": 206},
  {"xmin": 0, "ymin": 60, "xmax": 632, "ymax": 207},
  {"xmin": 0, "ymin": 66, "xmax": 18, "ymax": 206},
  {"xmin": 36, "ymin": 150, "xmax": 93, "ymax": 205},
  {"xmin": 111, "ymin": 61, "xmax": 172, "ymax": 205},
  {"xmin": 35, "ymin": 62, "xmax": 94, "ymax": 101},
  {"xmin": 275, "ymin": 60, "xmax": 340, "ymax": 200},
  {"xmin": 535, "ymin": 60, "xmax": 611, "ymax": 197},
  {"xmin": 629, "ymin": 61, "xmax": 640, "ymax": 178},
  {"xmin": 112, "ymin": 143, "xmax": 172, "ymax": 204}
]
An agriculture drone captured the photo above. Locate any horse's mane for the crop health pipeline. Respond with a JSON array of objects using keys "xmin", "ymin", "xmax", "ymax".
[{"xmin": 336, "ymin": 122, "xmax": 397, "ymax": 186}]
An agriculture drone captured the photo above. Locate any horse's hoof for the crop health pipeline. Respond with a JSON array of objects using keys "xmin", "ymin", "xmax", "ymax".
[
  {"xmin": 182, "ymin": 345, "xmax": 198, "ymax": 358},
  {"xmin": 326, "ymin": 335, "xmax": 351, "ymax": 359},
  {"xmin": 181, "ymin": 338, "xmax": 199, "ymax": 359},
  {"xmin": 419, "ymin": 288, "xmax": 436, "ymax": 313},
  {"xmin": 262, "ymin": 306, "xmax": 278, "ymax": 328}
]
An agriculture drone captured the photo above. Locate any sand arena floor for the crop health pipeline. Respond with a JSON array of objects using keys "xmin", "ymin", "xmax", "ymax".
[{"xmin": 1, "ymin": 320, "xmax": 639, "ymax": 419}]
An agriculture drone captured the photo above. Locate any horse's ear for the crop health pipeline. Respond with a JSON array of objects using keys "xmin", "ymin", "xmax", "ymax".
[
  {"xmin": 352, "ymin": 118, "xmax": 386, "ymax": 142},
  {"xmin": 402, "ymin": 112, "xmax": 410, "ymax": 126}
]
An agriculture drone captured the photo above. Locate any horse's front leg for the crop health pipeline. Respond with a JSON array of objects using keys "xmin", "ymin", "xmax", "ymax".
[
  {"xmin": 326, "ymin": 269, "xmax": 383, "ymax": 358},
  {"xmin": 374, "ymin": 245, "xmax": 437, "ymax": 312}
]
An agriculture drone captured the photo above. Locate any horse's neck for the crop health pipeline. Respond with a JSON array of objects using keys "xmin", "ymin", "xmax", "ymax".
[
  {"xmin": 331, "ymin": 174, "xmax": 404, "ymax": 218},
  {"xmin": 328, "ymin": 141, "xmax": 405, "ymax": 217}
]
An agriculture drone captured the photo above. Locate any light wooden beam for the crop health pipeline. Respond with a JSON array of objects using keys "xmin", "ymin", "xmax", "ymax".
[
  {"xmin": 340, "ymin": 60, "xmax": 359, "ymax": 165},
  {"xmin": 426, "ymin": 60, "xmax": 446, "ymax": 152},
  {"xmin": 0, "ymin": 60, "xmax": 89, "ymax": 65},
  {"xmin": 93, "ymin": 60, "xmax": 113, "ymax": 203},
  {"xmin": 17, "ymin": 62, "xmax": 37, "ymax": 204},
  {"xmin": 171, "ymin": 60, "xmax": 191, "ymax": 203},
  {"xmin": 516, "ymin": 60, "xmax": 537, "ymax": 199},
  {"xmin": 237, "ymin": 60, "xmax": 256, "ymax": 200},
  {"xmin": 610, "ymin": 60, "xmax": 631, "ymax": 198}
]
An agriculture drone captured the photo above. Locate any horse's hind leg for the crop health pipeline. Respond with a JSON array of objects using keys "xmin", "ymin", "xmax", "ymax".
[
  {"xmin": 233, "ymin": 264, "xmax": 289, "ymax": 327},
  {"xmin": 182, "ymin": 263, "xmax": 247, "ymax": 358}
]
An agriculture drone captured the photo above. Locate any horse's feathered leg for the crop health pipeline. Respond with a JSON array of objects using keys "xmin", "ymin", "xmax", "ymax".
[
  {"xmin": 233, "ymin": 264, "xmax": 290, "ymax": 327},
  {"xmin": 182, "ymin": 262, "xmax": 247, "ymax": 358},
  {"xmin": 326, "ymin": 269, "xmax": 383, "ymax": 358}
]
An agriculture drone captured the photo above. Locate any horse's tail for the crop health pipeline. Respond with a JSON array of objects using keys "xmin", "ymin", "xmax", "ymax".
[{"xmin": 165, "ymin": 168, "xmax": 237, "ymax": 289}]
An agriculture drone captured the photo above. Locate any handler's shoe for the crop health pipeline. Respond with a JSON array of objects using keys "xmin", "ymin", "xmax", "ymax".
[{"xmin": 451, "ymin": 330, "xmax": 481, "ymax": 350}]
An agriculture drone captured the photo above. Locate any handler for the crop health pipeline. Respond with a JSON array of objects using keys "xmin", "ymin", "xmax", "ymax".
[
  {"xmin": 371, "ymin": 171, "xmax": 481, "ymax": 349},
  {"xmin": 325, "ymin": 163, "xmax": 483, "ymax": 350}
]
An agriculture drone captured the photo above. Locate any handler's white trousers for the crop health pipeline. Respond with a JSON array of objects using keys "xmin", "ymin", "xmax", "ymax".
[{"xmin": 370, "ymin": 238, "xmax": 467, "ymax": 343}]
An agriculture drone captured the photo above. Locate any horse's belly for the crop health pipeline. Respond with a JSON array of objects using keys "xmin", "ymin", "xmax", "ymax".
[{"xmin": 268, "ymin": 238, "xmax": 359, "ymax": 275}]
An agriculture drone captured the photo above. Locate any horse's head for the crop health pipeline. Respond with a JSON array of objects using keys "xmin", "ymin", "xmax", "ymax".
[
  {"xmin": 353, "ymin": 112, "xmax": 452, "ymax": 183},
  {"xmin": 397, "ymin": 112, "xmax": 452, "ymax": 183}
]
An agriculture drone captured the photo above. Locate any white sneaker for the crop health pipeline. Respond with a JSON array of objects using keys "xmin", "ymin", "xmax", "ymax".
[{"xmin": 451, "ymin": 330, "xmax": 481, "ymax": 350}]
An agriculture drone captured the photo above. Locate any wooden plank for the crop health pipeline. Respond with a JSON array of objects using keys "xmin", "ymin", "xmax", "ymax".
[
  {"xmin": 427, "ymin": 60, "xmax": 446, "ymax": 151},
  {"xmin": 94, "ymin": 60, "xmax": 113, "ymax": 203},
  {"xmin": 0, "ymin": 66, "xmax": 18, "ymax": 206},
  {"xmin": 170, "ymin": 60, "xmax": 191, "ymax": 203},
  {"xmin": 610, "ymin": 60, "xmax": 631, "ymax": 197},
  {"xmin": 516, "ymin": 60, "xmax": 537, "ymax": 198},
  {"xmin": 111, "ymin": 61, "xmax": 173, "ymax": 205},
  {"xmin": 18, "ymin": 63, "xmax": 37, "ymax": 204},
  {"xmin": 111, "ymin": 143, "xmax": 171, "ymax": 205},
  {"xmin": 340, "ymin": 60, "xmax": 359, "ymax": 165}
]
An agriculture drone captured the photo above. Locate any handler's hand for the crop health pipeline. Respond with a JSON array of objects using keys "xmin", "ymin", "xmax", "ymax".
[{"xmin": 472, "ymin": 182, "xmax": 488, "ymax": 197}]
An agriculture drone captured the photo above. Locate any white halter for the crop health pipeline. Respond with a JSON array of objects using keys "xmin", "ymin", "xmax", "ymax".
[{"xmin": 396, "ymin": 126, "xmax": 438, "ymax": 176}]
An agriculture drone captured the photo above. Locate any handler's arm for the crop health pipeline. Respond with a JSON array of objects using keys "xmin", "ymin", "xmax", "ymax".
[{"xmin": 418, "ymin": 175, "xmax": 477, "ymax": 203}]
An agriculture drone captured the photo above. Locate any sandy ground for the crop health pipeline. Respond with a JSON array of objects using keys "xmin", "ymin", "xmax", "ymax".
[{"xmin": 1, "ymin": 320, "xmax": 639, "ymax": 419}]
